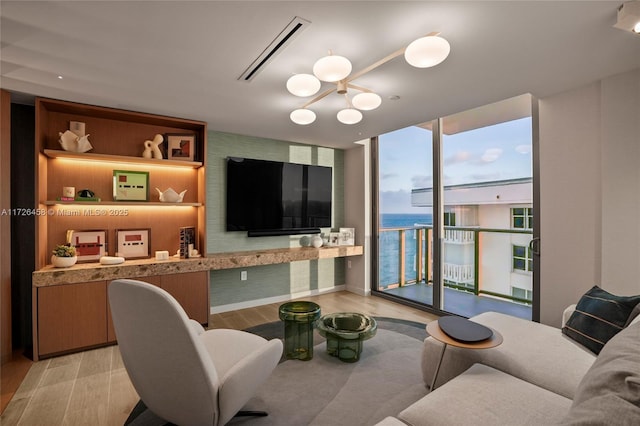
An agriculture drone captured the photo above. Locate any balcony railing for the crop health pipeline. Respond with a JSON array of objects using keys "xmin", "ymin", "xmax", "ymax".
[{"xmin": 378, "ymin": 225, "xmax": 534, "ymax": 304}]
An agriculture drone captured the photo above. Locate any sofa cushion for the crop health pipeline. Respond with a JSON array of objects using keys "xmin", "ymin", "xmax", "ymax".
[
  {"xmin": 562, "ymin": 286, "xmax": 640, "ymax": 354},
  {"xmin": 402, "ymin": 364, "xmax": 572, "ymax": 426},
  {"xmin": 422, "ymin": 312, "xmax": 595, "ymax": 399},
  {"xmin": 561, "ymin": 322, "xmax": 640, "ymax": 425}
]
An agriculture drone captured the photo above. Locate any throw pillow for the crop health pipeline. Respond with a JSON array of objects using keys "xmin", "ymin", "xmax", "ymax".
[
  {"xmin": 562, "ymin": 286, "xmax": 640, "ymax": 355},
  {"xmin": 560, "ymin": 322, "xmax": 640, "ymax": 425}
]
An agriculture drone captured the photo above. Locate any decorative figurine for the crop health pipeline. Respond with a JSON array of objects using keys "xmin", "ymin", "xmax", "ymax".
[
  {"xmin": 142, "ymin": 134, "xmax": 164, "ymax": 159},
  {"xmin": 58, "ymin": 130, "xmax": 93, "ymax": 153},
  {"xmin": 156, "ymin": 187, "xmax": 187, "ymax": 203}
]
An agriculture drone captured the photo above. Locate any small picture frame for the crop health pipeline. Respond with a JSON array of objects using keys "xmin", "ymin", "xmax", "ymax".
[
  {"xmin": 166, "ymin": 134, "xmax": 195, "ymax": 161},
  {"xmin": 113, "ymin": 170, "xmax": 149, "ymax": 201},
  {"xmin": 116, "ymin": 228, "xmax": 151, "ymax": 259},
  {"xmin": 66, "ymin": 229, "xmax": 107, "ymax": 262},
  {"xmin": 339, "ymin": 227, "xmax": 355, "ymax": 246},
  {"xmin": 328, "ymin": 232, "xmax": 340, "ymax": 246}
]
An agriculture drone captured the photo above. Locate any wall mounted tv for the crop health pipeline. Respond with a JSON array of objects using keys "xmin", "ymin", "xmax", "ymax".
[{"xmin": 226, "ymin": 157, "xmax": 332, "ymax": 237}]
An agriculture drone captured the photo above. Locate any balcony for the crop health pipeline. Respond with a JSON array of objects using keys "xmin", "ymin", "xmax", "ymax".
[{"xmin": 378, "ymin": 225, "xmax": 533, "ymax": 320}]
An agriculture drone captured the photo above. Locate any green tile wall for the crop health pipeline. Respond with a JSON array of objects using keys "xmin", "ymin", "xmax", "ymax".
[{"xmin": 207, "ymin": 130, "xmax": 345, "ymax": 308}]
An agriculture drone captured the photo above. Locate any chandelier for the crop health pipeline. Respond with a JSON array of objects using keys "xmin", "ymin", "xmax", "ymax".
[{"xmin": 287, "ymin": 32, "xmax": 451, "ymax": 125}]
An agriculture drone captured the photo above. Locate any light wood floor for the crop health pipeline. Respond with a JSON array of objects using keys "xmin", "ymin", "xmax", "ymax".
[{"xmin": 0, "ymin": 291, "xmax": 438, "ymax": 425}]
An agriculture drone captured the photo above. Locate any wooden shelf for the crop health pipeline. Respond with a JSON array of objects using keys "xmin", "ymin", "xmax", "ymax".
[
  {"xmin": 42, "ymin": 201, "xmax": 202, "ymax": 207},
  {"xmin": 44, "ymin": 149, "xmax": 203, "ymax": 168}
]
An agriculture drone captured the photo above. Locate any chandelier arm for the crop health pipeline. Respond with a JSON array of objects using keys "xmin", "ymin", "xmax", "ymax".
[
  {"xmin": 347, "ymin": 83, "xmax": 373, "ymax": 93},
  {"xmin": 301, "ymin": 87, "xmax": 337, "ymax": 109},
  {"xmin": 346, "ymin": 31, "xmax": 441, "ymax": 83}
]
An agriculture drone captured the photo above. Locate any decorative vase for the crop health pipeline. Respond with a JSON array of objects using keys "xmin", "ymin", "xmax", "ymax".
[
  {"xmin": 51, "ymin": 255, "xmax": 77, "ymax": 268},
  {"xmin": 311, "ymin": 235, "xmax": 323, "ymax": 248},
  {"xmin": 299, "ymin": 236, "xmax": 310, "ymax": 247}
]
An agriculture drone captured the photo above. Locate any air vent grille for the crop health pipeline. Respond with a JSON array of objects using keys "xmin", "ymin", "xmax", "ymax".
[{"xmin": 238, "ymin": 16, "xmax": 310, "ymax": 82}]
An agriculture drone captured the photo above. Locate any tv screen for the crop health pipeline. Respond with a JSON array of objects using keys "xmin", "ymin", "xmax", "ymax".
[{"xmin": 226, "ymin": 157, "xmax": 332, "ymax": 236}]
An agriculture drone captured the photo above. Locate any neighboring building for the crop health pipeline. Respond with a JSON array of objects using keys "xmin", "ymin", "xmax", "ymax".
[{"xmin": 411, "ymin": 177, "xmax": 533, "ymax": 303}]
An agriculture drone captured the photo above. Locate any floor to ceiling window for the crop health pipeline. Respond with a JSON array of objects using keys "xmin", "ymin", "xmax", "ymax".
[{"xmin": 374, "ymin": 94, "xmax": 537, "ymax": 320}]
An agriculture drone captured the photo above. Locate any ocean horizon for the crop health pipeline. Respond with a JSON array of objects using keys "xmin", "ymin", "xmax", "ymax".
[{"xmin": 379, "ymin": 213, "xmax": 432, "ymax": 287}]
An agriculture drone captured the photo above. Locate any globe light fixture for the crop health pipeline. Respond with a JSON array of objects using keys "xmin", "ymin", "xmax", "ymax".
[
  {"xmin": 288, "ymin": 31, "xmax": 450, "ymax": 125},
  {"xmin": 337, "ymin": 108, "xmax": 363, "ymax": 125},
  {"xmin": 404, "ymin": 35, "xmax": 451, "ymax": 68},
  {"xmin": 352, "ymin": 92, "xmax": 382, "ymax": 111},
  {"xmin": 290, "ymin": 109, "xmax": 316, "ymax": 125},
  {"xmin": 313, "ymin": 54, "xmax": 352, "ymax": 82},
  {"xmin": 286, "ymin": 73, "xmax": 321, "ymax": 97}
]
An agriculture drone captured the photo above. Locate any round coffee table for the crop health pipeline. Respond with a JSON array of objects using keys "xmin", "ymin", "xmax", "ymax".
[
  {"xmin": 315, "ymin": 312, "xmax": 377, "ymax": 362},
  {"xmin": 426, "ymin": 319, "xmax": 503, "ymax": 390}
]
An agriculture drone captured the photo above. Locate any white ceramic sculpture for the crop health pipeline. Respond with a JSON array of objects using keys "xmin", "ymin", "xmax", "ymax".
[
  {"xmin": 59, "ymin": 130, "xmax": 93, "ymax": 153},
  {"xmin": 156, "ymin": 187, "xmax": 187, "ymax": 203},
  {"xmin": 311, "ymin": 235, "xmax": 323, "ymax": 248},
  {"xmin": 142, "ymin": 134, "xmax": 164, "ymax": 159}
]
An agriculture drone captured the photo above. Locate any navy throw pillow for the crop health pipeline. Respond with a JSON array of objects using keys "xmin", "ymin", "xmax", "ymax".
[{"xmin": 562, "ymin": 286, "xmax": 640, "ymax": 355}]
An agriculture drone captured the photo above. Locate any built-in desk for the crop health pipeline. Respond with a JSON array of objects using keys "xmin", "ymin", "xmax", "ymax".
[{"xmin": 32, "ymin": 246, "xmax": 363, "ymax": 359}]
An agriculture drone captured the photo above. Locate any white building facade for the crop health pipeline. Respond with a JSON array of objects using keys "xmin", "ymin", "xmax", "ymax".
[{"xmin": 411, "ymin": 177, "xmax": 533, "ymax": 303}]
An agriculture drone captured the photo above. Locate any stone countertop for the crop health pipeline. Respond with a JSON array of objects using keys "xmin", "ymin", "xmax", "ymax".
[{"xmin": 33, "ymin": 245, "xmax": 364, "ymax": 287}]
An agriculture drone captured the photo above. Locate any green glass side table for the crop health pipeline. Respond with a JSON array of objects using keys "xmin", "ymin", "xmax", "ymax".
[
  {"xmin": 315, "ymin": 312, "xmax": 377, "ymax": 363},
  {"xmin": 278, "ymin": 301, "xmax": 321, "ymax": 361}
]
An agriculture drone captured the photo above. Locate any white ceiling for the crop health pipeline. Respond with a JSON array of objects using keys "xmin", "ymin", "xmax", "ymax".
[{"xmin": 2, "ymin": 1, "xmax": 639, "ymax": 150}]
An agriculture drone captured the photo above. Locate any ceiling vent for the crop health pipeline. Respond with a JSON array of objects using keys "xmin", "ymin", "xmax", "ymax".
[{"xmin": 238, "ymin": 16, "xmax": 311, "ymax": 82}]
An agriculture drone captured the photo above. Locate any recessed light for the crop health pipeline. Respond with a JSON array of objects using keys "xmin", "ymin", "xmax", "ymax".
[{"xmin": 57, "ymin": 75, "xmax": 63, "ymax": 79}]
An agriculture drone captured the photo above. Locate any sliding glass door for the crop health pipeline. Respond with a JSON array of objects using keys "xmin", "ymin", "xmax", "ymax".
[{"xmin": 374, "ymin": 95, "xmax": 538, "ymax": 320}]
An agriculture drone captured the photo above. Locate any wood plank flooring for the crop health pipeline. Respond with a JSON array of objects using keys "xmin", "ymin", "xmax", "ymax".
[{"xmin": 1, "ymin": 291, "xmax": 438, "ymax": 425}]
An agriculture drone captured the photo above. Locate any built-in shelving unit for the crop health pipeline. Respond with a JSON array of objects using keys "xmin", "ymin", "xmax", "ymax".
[{"xmin": 33, "ymin": 97, "xmax": 209, "ymax": 360}]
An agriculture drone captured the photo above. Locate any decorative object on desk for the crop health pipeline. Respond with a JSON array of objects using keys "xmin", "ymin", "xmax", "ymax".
[
  {"xmin": 115, "ymin": 228, "xmax": 151, "ymax": 259},
  {"xmin": 311, "ymin": 234, "xmax": 323, "ymax": 248},
  {"xmin": 339, "ymin": 227, "xmax": 355, "ymax": 246},
  {"xmin": 66, "ymin": 229, "xmax": 107, "ymax": 263},
  {"xmin": 99, "ymin": 256, "xmax": 125, "ymax": 265},
  {"xmin": 438, "ymin": 316, "xmax": 493, "ymax": 343},
  {"xmin": 299, "ymin": 235, "xmax": 311, "ymax": 247},
  {"xmin": 62, "ymin": 186, "xmax": 75, "ymax": 198},
  {"xmin": 155, "ymin": 250, "xmax": 169, "ymax": 261},
  {"xmin": 179, "ymin": 226, "xmax": 196, "ymax": 258},
  {"xmin": 113, "ymin": 170, "xmax": 149, "ymax": 201},
  {"xmin": 166, "ymin": 133, "xmax": 195, "ymax": 161},
  {"xmin": 328, "ymin": 232, "xmax": 340, "ymax": 246},
  {"xmin": 58, "ymin": 130, "xmax": 93, "ymax": 153},
  {"xmin": 156, "ymin": 187, "xmax": 187, "ymax": 203},
  {"xmin": 51, "ymin": 244, "xmax": 77, "ymax": 268},
  {"xmin": 142, "ymin": 134, "xmax": 164, "ymax": 159},
  {"xmin": 74, "ymin": 188, "xmax": 101, "ymax": 202}
]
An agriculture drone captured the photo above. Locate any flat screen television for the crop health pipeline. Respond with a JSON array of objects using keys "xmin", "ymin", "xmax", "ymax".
[{"xmin": 226, "ymin": 157, "xmax": 332, "ymax": 236}]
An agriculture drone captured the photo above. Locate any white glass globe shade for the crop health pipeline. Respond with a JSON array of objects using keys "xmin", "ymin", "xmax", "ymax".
[
  {"xmin": 290, "ymin": 109, "xmax": 316, "ymax": 125},
  {"xmin": 286, "ymin": 74, "xmax": 321, "ymax": 97},
  {"xmin": 337, "ymin": 108, "xmax": 363, "ymax": 125},
  {"xmin": 313, "ymin": 55, "xmax": 352, "ymax": 82},
  {"xmin": 352, "ymin": 92, "xmax": 382, "ymax": 111},
  {"xmin": 404, "ymin": 36, "xmax": 451, "ymax": 68},
  {"xmin": 634, "ymin": 21, "xmax": 640, "ymax": 33}
]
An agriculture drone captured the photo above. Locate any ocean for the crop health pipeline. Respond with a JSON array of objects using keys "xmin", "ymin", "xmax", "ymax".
[{"xmin": 379, "ymin": 213, "xmax": 432, "ymax": 288}]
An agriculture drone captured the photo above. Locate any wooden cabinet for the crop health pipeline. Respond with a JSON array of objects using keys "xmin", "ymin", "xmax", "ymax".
[
  {"xmin": 38, "ymin": 281, "xmax": 108, "ymax": 357},
  {"xmin": 38, "ymin": 271, "xmax": 209, "ymax": 358}
]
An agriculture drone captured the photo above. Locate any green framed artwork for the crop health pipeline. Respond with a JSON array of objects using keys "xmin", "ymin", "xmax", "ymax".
[{"xmin": 113, "ymin": 170, "xmax": 149, "ymax": 201}]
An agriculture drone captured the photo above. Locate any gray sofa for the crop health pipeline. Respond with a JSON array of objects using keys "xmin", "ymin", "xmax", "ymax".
[{"xmin": 376, "ymin": 308, "xmax": 640, "ymax": 425}]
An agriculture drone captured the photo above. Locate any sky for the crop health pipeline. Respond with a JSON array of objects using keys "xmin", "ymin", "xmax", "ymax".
[{"xmin": 378, "ymin": 117, "xmax": 532, "ymax": 214}]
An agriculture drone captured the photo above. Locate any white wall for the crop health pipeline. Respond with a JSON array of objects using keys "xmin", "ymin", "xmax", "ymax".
[
  {"xmin": 600, "ymin": 69, "xmax": 640, "ymax": 296},
  {"xmin": 539, "ymin": 68, "xmax": 640, "ymax": 326},
  {"xmin": 344, "ymin": 141, "xmax": 371, "ymax": 296}
]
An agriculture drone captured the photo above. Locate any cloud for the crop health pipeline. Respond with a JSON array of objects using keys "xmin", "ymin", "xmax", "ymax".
[
  {"xmin": 468, "ymin": 172, "xmax": 502, "ymax": 182},
  {"xmin": 444, "ymin": 150, "xmax": 471, "ymax": 165},
  {"xmin": 381, "ymin": 172, "xmax": 398, "ymax": 180},
  {"xmin": 481, "ymin": 148, "xmax": 503, "ymax": 163},
  {"xmin": 379, "ymin": 190, "xmax": 412, "ymax": 213},
  {"xmin": 515, "ymin": 144, "xmax": 531, "ymax": 154},
  {"xmin": 411, "ymin": 174, "xmax": 432, "ymax": 188}
]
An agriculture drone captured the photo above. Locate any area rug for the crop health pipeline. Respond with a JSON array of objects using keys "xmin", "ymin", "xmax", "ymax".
[{"xmin": 126, "ymin": 317, "xmax": 429, "ymax": 426}]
